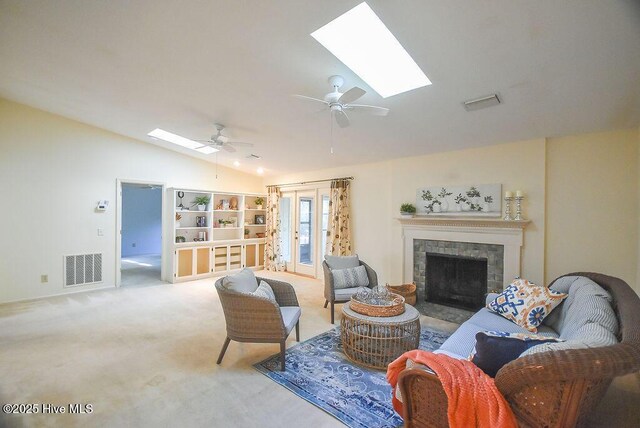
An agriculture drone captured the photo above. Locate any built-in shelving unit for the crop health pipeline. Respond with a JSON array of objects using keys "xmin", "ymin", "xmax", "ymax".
[{"xmin": 165, "ymin": 188, "xmax": 267, "ymax": 283}]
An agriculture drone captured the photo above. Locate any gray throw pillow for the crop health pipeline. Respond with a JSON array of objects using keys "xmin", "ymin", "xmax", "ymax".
[
  {"xmin": 324, "ymin": 254, "xmax": 360, "ymax": 270},
  {"xmin": 222, "ymin": 268, "xmax": 258, "ymax": 293},
  {"xmin": 332, "ymin": 265, "xmax": 369, "ymax": 289},
  {"xmin": 253, "ymin": 280, "xmax": 277, "ymax": 303}
]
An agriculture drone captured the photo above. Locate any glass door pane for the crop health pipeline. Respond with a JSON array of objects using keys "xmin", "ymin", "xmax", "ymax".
[
  {"xmin": 321, "ymin": 195, "xmax": 330, "ymax": 257},
  {"xmin": 298, "ymin": 197, "xmax": 313, "ymax": 265}
]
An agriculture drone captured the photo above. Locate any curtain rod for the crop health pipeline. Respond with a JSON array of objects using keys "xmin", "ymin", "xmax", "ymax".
[{"xmin": 266, "ymin": 176, "xmax": 354, "ymax": 188}]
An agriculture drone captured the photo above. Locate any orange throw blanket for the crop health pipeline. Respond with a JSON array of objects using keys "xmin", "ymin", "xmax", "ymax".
[{"xmin": 387, "ymin": 350, "xmax": 517, "ymax": 428}]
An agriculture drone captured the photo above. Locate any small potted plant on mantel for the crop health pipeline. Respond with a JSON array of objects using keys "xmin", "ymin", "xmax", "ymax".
[
  {"xmin": 400, "ymin": 203, "xmax": 416, "ymax": 218},
  {"xmin": 192, "ymin": 196, "xmax": 211, "ymax": 212},
  {"xmin": 254, "ymin": 197, "xmax": 264, "ymax": 210}
]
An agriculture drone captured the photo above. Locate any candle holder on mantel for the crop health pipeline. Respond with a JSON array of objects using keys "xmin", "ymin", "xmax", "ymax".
[
  {"xmin": 503, "ymin": 196, "xmax": 514, "ymax": 221},
  {"xmin": 514, "ymin": 196, "xmax": 525, "ymax": 220}
]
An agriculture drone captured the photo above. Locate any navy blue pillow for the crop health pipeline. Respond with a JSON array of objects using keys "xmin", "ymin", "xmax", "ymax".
[{"xmin": 471, "ymin": 331, "xmax": 562, "ymax": 377}]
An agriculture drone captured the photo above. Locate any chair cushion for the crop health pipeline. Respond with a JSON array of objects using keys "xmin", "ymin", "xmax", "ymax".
[
  {"xmin": 334, "ymin": 287, "xmax": 361, "ymax": 301},
  {"xmin": 253, "ymin": 280, "xmax": 276, "ymax": 303},
  {"xmin": 331, "ymin": 265, "xmax": 370, "ymax": 289},
  {"xmin": 222, "ymin": 268, "xmax": 258, "ymax": 293},
  {"xmin": 487, "ymin": 278, "xmax": 567, "ymax": 332},
  {"xmin": 324, "ymin": 254, "xmax": 360, "ymax": 270},
  {"xmin": 280, "ymin": 306, "xmax": 301, "ymax": 334},
  {"xmin": 470, "ymin": 331, "xmax": 564, "ymax": 377}
]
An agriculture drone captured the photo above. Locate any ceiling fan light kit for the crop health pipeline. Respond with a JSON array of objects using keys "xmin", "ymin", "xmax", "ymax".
[{"xmin": 195, "ymin": 123, "xmax": 255, "ymax": 153}]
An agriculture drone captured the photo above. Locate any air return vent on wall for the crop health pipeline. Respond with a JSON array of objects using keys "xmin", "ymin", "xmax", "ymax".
[{"xmin": 64, "ymin": 253, "xmax": 103, "ymax": 287}]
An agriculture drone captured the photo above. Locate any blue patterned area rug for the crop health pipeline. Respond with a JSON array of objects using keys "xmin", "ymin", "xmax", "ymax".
[{"xmin": 253, "ymin": 326, "xmax": 450, "ymax": 428}]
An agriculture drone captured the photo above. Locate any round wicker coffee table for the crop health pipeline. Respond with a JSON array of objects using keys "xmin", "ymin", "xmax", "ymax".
[{"xmin": 340, "ymin": 302, "xmax": 420, "ymax": 370}]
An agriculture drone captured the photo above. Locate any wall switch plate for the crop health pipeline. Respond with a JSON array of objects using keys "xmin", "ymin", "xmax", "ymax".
[
  {"xmin": 97, "ymin": 228, "xmax": 104, "ymax": 236},
  {"xmin": 41, "ymin": 275, "xmax": 48, "ymax": 283}
]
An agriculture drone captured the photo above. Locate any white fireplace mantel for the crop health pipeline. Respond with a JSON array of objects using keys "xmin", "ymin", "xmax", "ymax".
[{"xmin": 399, "ymin": 217, "xmax": 530, "ymax": 289}]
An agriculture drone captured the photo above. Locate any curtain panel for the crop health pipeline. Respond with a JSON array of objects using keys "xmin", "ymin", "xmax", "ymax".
[
  {"xmin": 327, "ymin": 178, "xmax": 352, "ymax": 256},
  {"xmin": 264, "ymin": 186, "xmax": 285, "ymax": 271}
]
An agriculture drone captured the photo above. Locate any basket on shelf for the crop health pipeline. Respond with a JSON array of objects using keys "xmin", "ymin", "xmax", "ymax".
[
  {"xmin": 350, "ymin": 293, "xmax": 405, "ymax": 317},
  {"xmin": 387, "ymin": 283, "xmax": 417, "ymax": 306}
]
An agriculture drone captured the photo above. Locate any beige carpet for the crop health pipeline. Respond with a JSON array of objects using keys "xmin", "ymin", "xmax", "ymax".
[{"xmin": 0, "ymin": 272, "xmax": 638, "ymax": 427}]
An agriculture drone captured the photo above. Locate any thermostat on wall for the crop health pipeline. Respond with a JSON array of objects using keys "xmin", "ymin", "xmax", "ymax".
[{"xmin": 96, "ymin": 200, "xmax": 109, "ymax": 211}]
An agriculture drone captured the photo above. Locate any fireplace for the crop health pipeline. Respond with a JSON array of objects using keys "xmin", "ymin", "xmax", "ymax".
[{"xmin": 425, "ymin": 253, "xmax": 487, "ymax": 310}]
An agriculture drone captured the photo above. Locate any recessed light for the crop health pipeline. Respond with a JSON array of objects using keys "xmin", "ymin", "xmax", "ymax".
[
  {"xmin": 147, "ymin": 128, "xmax": 219, "ymax": 153},
  {"xmin": 311, "ymin": 2, "xmax": 431, "ymax": 98},
  {"xmin": 233, "ymin": 161, "xmax": 241, "ymax": 167},
  {"xmin": 257, "ymin": 167, "xmax": 264, "ymax": 174}
]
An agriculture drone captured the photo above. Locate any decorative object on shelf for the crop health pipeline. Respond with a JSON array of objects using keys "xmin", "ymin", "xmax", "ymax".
[
  {"xmin": 514, "ymin": 191, "xmax": 525, "ymax": 220},
  {"xmin": 256, "ymin": 232, "xmax": 266, "ymax": 238},
  {"xmin": 176, "ymin": 235, "xmax": 186, "ymax": 243},
  {"xmin": 254, "ymin": 197, "xmax": 264, "ymax": 210},
  {"xmin": 244, "ymin": 228, "xmax": 250, "ymax": 237},
  {"xmin": 222, "ymin": 199, "xmax": 230, "ymax": 210},
  {"xmin": 230, "ymin": 197, "xmax": 239, "ymax": 210},
  {"xmin": 175, "ymin": 213, "xmax": 182, "ymax": 228},
  {"xmin": 503, "ymin": 191, "xmax": 514, "ymax": 220},
  {"xmin": 387, "ymin": 283, "xmax": 417, "ymax": 306},
  {"xmin": 177, "ymin": 191, "xmax": 186, "ymax": 210},
  {"xmin": 192, "ymin": 196, "xmax": 211, "ymax": 211},
  {"xmin": 218, "ymin": 218, "xmax": 233, "ymax": 228},
  {"xmin": 400, "ymin": 203, "xmax": 416, "ymax": 218},
  {"xmin": 417, "ymin": 184, "xmax": 502, "ymax": 217},
  {"xmin": 255, "ymin": 214, "xmax": 265, "ymax": 225},
  {"xmin": 195, "ymin": 231, "xmax": 208, "ymax": 241},
  {"xmin": 196, "ymin": 216, "xmax": 207, "ymax": 227},
  {"xmin": 229, "ymin": 217, "xmax": 238, "ymax": 227}
]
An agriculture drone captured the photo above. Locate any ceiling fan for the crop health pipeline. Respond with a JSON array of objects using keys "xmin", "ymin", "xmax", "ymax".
[
  {"xmin": 196, "ymin": 124, "xmax": 254, "ymax": 153},
  {"xmin": 293, "ymin": 75, "xmax": 389, "ymax": 128}
]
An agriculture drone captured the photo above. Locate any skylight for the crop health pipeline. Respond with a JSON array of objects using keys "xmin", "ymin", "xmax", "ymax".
[
  {"xmin": 311, "ymin": 2, "xmax": 431, "ymax": 98},
  {"xmin": 147, "ymin": 128, "xmax": 218, "ymax": 154}
]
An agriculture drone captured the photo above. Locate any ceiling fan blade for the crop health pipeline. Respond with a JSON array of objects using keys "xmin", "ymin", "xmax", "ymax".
[
  {"xmin": 292, "ymin": 94, "xmax": 329, "ymax": 105},
  {"xmin": 334, "ymin": 110, "xmax": 350, "ymax": 128},
  {"xmin": 338, "ymin": 86, "xmax": 366, "ymax": 104},
  {"xmin": 345, "ymin": 104, "xmax": 390, "ymax": 116},
  {"xmin": 223, "ymin": 144, "xmax": 236, "ymax": 153}
]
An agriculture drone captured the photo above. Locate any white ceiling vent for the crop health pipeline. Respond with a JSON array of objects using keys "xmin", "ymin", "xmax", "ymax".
[
  {"xmin": 64, "ymin": 253, "xmax": 103, "ymax": 287},
  {"xmin": 463, "ymin": 94, "xmax": 501, "ymax": 111}
]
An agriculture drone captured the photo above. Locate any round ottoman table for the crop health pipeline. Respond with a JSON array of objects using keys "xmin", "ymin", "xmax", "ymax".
[{"xmin": 340, "ymin": 302, "xmax": 420, "ymax": 370}]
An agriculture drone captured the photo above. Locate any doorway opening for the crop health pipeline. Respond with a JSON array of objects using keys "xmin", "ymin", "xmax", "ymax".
[{"xmin": 119, "ymin": 182, "xmax": 164, "ymax": 287}]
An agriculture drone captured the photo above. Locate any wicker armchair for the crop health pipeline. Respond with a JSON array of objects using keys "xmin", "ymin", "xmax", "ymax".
[
  {"xmin": 215, "ymin": 276, "xmax": 300, "ymax": 371},
  {"xmin": 323, "ymin": 259, "xmax": 378, "ymax": 324},
  {"xmin": 397, "ymin": 272, "xmax": 640, "ymax": 428}
]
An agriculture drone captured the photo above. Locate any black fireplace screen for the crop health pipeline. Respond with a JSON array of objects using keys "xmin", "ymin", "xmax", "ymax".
[{"xmin": 425, "ymin": 252, "xmax": 487, "ymax": 310}]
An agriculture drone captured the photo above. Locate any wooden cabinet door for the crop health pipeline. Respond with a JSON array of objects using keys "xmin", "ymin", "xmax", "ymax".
[
  {"xmin": 258, "ymin": 243, "xmax": 265, "ymax": 267},
  {"xmin": 244, "ymin": 244, "xmax": 257, "ymax": 268},
  {"xmin": 196, "ymin": 247, "xmax": 212, "ymax": 275},
  {"xmin": 176, "ymin": 248, "xmax": 195, "ymax": 278}
]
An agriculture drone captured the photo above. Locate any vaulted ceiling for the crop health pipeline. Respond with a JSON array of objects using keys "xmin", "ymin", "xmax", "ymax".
[{"xmin": 1, "ymin": 1, "xmax": 639, "ymax": 176}]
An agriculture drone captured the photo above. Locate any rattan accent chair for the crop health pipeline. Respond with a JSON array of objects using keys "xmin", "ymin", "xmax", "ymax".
[
  {"xmin": 322, "ymin": 259, "xmax": 378, "ymax": 324},
  {"xmin": 215, "ymin": 276, "xmax": 300, "ymax": 371},
  {"xmin": 397, "ymin": 272, "xmax": 640, "ymax": 428}
]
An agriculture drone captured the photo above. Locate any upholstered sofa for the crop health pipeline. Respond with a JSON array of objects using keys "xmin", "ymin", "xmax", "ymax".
[{"xmin": 397, "ymin": 273, "xmax": 640, "ymax": 428}]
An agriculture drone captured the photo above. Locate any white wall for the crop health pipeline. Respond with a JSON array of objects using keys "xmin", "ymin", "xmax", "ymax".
[
  {"xmin": 0, "ymin": 98, "xmax": 263, "ymax": 303},
  {"xmin": 121, "ymin": 185, "xmax": 162, "ymax": 257}
]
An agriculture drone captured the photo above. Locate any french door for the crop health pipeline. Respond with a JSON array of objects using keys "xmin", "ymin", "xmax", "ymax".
[{"xmin": 280, "ymin": 189, "xmax": 330, "ymax": 277}]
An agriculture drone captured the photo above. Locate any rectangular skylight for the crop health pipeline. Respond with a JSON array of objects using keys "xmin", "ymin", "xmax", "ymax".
[
  {"xmin": 147, "ymin": 128, "xmax": 218, "ymax": 154},
  {"xmin": 311, "ymin": 2, "xmax": 431, "ymax": 98}
]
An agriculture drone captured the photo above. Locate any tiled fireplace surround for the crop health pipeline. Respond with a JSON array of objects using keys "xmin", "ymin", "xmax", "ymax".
[{"xmin": 400, "ymin": 217, "xmax": 529, "ymax": 307}]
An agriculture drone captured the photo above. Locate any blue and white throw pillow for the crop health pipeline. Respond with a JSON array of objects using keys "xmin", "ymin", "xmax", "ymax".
[
  {"xmin": 487, "ymin": 278, "xmax": 567, "ymax": 332},
  {"xmin": 331, "ymin": 265, "xmax": 370, "ymax": 289},
  {"xmin": 470, "ymin": 331, "xmax": 564, "ymax": 377}
]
